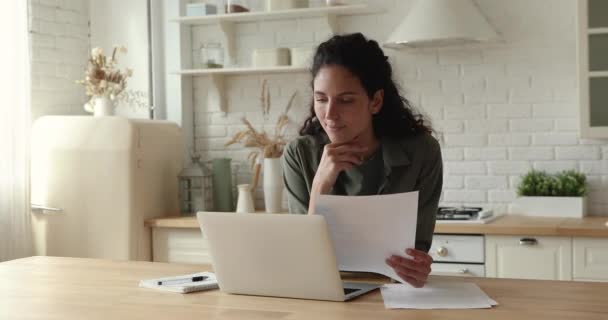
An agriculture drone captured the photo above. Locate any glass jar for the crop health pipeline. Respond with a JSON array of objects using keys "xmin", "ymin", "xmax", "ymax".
[
  {"xmin": 226, "ymin": 0, "xmax": 249, "ymax": 13},
  {"xmin": 200, "ymin": 42, "xmax": 224, "ymax": 68}
]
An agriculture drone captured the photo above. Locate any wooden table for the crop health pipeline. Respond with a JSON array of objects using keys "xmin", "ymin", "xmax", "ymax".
[{"xmin": 2, "ymin": 257, "xmax": 608, "ymax": 319}]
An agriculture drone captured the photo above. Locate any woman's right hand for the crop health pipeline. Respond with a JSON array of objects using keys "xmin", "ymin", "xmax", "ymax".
[{"xmin": 311, "ymin": 142, "xmax": 368, "ymax": 196}]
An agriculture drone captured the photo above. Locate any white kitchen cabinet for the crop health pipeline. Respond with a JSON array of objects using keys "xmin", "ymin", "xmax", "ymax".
[
  {"xmin": 485, "ymin": 235, "xmax": 572, "ymax": 280},
  {"xmin": 430, "ymin": 235, "xmax": 485, "ymax": 264},
  {"xmin": 429, "ymin": 234, "xmax": 485, "ymax": 277},
  {"xmin": 152, "ymin": 228, "xmax": 211, "ymax": 264},
  {"xmin": 577, "ymin": 0, "xmax": 608, "ymax": 138},
  {"xmin": 431, "ymin": 263, "xmax": 485, "ymax": 277},
  {"xmin": 573, "ymin": 237, "xmax": 608, "ymax": 282}
]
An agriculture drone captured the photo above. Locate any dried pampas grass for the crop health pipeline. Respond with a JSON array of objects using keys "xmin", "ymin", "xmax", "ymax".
[{"xmin": 225, "ymin": 79, "xmax": 297, "ymax": 167}]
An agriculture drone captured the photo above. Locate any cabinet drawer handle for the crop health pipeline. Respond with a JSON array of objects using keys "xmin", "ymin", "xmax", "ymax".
[
  {"xmin": 431, "ymin": 268, "xmax": 473, "ymax": 277},
  {"xmin": 436, "ymin": 246, "xmax": 448, "ymax": 257},
  {"xmin": 31, "ymin": 204, "xmax": 63, "ymax": 214},
  {"xmin": 439, "ymin": 269, "xmax": 469, "ymax": 275},
  {"xmin": 519, "ymin": 238, "xmax": 538, "ymax": 246}
]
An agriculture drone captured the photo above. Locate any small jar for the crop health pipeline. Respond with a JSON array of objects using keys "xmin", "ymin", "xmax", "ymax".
[
  {"xmin": 200, "ymin": 42, "xmax": 224, "ymax": 68},
  {"xmin": 226, "ymin": 0, "xmax": 249, "ymax": 13},
  {"xmin": 236, "ymin": 184, "xmax": 255, "ymax": 213}
]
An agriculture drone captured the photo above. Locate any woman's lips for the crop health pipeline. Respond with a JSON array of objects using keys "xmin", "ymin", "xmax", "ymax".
[{"xmin": 326, "ymin": 125, "xmax": 345, "ymax": 132}]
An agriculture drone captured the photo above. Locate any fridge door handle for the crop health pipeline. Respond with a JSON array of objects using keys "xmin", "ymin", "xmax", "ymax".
[{"xmin": 31, "ymin": 204, "xmax": 63, "ymax": 213}]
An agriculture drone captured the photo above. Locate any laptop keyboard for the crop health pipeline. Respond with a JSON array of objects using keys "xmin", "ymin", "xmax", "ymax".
[{"xmin": 343, "ymin": 288, "xmax": 361, "ymax": 295}]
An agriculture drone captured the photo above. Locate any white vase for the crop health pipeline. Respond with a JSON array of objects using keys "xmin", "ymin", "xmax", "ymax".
[
  {"xmin": 92, "ymin": 97, "xmax": 115, "ymax": 116},
  {"xmin": 263, "ymin": 157, "xmax": 284, "ymax": 213},
  {"xmin": 236, "ymin": 184, "xmax": 255, "ymax": 213}
]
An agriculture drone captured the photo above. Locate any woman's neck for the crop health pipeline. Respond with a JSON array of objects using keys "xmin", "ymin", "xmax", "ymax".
[{"xmin": 354, "ymin": 129, "xmax": 380, "ymax": 160}]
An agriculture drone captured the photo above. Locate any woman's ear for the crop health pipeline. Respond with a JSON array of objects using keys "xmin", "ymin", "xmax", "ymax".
[{"xmin": 370, "ymin": 89, "xmax": 384, "ymax": 114}]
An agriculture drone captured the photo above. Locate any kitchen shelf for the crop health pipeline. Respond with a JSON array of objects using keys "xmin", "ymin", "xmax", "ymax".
[
  {"xmin": 171, "ymin": 65, "xmax": 308, "ymax": 76},
  {"xmin": 169, "ymin": 4, "xmax": 377, "ymax": 26},
  {"xmin": 170, "ymin": 4, "xmax": 382, "ymax": 67},
  {"xmin": 589, "ymin": 71, "xmax": 608, "ymax": 78},
  {"xmin": 588, "ymin": 27, "xmax": 608, "ymax": 34},
  {"xmin": 170, "ymin": 66, "xmax": 309, "ymax": 113}
]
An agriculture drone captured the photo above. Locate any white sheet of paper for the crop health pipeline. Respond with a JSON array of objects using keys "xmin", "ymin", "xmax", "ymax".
[
  {"xmin": 380, "ymin": 281, "xmax": 499, "ymax": 309},
  {"xmin": 315, "ymin": 191, "xmax": 419, "ymax": 283}
]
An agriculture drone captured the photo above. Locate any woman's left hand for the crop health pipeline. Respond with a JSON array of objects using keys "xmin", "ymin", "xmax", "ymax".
[{"xmin": 385, "ymin": 248, "xmax": 433, "ymax": 288}]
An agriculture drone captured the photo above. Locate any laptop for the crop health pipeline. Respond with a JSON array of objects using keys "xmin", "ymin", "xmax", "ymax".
[{"xmin": 197, "ymin": 212, "xmax": 381, "ymax": 302}]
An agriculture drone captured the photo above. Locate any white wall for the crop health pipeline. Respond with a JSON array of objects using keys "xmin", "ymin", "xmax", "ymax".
[
  {"xmin": 187, "ymin": 0, "xmax": 608, "ymax": 215},
  {"xmin": 28, "ymin": 0, "xmax": 90, "ymax": 120}
]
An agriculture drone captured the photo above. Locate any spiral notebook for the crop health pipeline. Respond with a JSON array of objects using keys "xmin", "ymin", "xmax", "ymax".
[{"xmin": 139, "ymin": 272, "xmax": 219, "ymax": 293}]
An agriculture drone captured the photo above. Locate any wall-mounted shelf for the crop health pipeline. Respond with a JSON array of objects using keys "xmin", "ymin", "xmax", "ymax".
[
  {"xmin": 170, "ymin": 66, "xmax": 309, "ymax": 114},
  {"xmin": 170, "ymin": 4, "xmax": 382, "ymax": 67},
  {"xmin": 171, "ymin": 65, "xmax": 308, "ymax": 76},
  {"xmin": 169, "ymin": 4, "xmax": 376, "ymax": 26},
  {"xmin": 588, "ymin": 27, "xmax": 608, "ymax": 34},
  {"xmin": 589, "ymin": 71, "xmax": 608, "ymax": 77}
]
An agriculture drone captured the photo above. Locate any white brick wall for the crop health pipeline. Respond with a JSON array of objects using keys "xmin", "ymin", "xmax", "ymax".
[
  {"xmin": 191, "ymin": 0, "xmax": 608, "ymax": 215},
  {"xmin": 28, "ymin": 0, "xmax": 89, "ymax": 120}
]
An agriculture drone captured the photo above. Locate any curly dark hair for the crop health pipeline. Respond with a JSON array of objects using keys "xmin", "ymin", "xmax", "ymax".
[{"xmin": 299, "ymin": 33, "xmax": 433, "ymax": 138}]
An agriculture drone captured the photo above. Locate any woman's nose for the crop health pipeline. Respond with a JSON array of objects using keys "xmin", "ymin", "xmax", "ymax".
[{"xmin": 325, "ymin": 100, "xmax": 339, "ymax": 120}]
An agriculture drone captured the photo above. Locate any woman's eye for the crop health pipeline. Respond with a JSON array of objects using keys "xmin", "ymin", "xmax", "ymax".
[{"xmin": 314, "ymin": 98, "xmax": 353, "ymax": 103}]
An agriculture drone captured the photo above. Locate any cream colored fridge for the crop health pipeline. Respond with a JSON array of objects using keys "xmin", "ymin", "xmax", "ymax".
[{"xmin": 30, "ymin": 116, "xmax": 183, "ymax": 261}]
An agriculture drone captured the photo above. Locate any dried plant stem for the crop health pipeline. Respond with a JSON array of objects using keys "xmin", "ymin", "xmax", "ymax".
[
  {"xmin": 265, "ymin": 88, "xmax": 271, "ymax": 115},
  {"xmin": 260, "ymin": 79, "xmax": 268, "ymax": 116},
  {"xmin": 250, "ymin": 163, "xmax": 261, "ymax": 191}
]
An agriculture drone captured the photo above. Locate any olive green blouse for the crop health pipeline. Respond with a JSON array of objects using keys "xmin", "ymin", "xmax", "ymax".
[{"xmin": 281, "ymin": 132, "xmax": 443, "ymax": 252}]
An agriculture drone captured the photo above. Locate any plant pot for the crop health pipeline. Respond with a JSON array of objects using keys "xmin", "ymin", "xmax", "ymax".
[
  {"xmin": 263, "ymin": 157, "xmax": 284, "ymax": 213},
  {"xmin": 510, "ymin": 196, "xmax": 588, "ymax": 218},
  {"xmin": 92, "ymin": 97, "xmax": 115, "ymax": 116}
]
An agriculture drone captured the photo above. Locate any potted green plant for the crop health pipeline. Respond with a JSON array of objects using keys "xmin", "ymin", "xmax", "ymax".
[{"xmin": 512, "ymin": 170, "xmax": 588, "ymax": 218}]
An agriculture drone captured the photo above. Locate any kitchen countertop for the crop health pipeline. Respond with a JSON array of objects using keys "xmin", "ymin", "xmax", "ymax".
[
  {"xmin": 434, "ymin": 215, "xmax": 608, "ymax": 237},
  {"xmin": 145, "ymin": 213, "xmax": 608, "ymax": 238}
]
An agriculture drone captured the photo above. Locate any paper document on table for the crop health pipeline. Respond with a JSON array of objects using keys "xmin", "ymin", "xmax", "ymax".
[
  {"xmin": 315, "ymin": 191, "xmax": 418, "ymax": 283},
  {"xmin": 381, "ymin": 281, "xmax": 499, "ymax": 309}
]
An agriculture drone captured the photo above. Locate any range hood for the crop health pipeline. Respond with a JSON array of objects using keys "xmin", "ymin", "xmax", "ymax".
[{"xmin": 384, "ymin": 0, "xmax": 499, "ymax": 48}]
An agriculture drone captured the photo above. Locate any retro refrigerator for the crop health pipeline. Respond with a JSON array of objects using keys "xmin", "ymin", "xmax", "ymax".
[{"xmin": 30, "ymin": 116, "xmax": 183, "ymax": 261}]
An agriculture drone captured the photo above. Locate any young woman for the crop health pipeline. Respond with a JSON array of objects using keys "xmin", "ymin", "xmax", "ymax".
[{"xmin": 282, "ymin": 33, "xmax": 443, "ymax": 288}]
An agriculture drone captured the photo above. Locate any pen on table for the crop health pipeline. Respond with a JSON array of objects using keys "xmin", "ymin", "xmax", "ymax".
[{"xmin": 157, "ymin": 276, "xmax": 207, "ymax": 286}]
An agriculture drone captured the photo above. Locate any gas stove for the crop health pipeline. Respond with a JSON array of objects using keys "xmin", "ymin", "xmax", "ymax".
[{"xmin": 436, "ymin": 206, "xmax": 496, "ymax": 224}]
